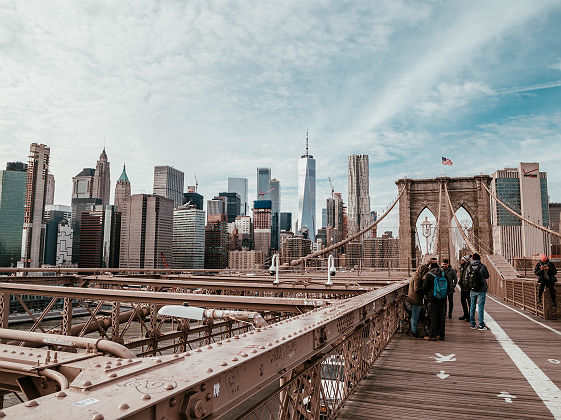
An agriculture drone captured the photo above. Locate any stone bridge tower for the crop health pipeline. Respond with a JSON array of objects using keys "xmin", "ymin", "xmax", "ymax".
[{"xmin": 396, "ymin": 176, "xmax": 492, "ymax": 269}]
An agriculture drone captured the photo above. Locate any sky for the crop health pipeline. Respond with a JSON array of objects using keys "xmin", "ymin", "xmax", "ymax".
[{"xmin": 2, "ymin": 0, "xmax": 561, "ymax": 235}]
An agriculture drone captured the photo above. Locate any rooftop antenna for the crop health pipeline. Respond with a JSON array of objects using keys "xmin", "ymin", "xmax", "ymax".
[{"xmin": 306, "ymin": 129, "xmax": 309, "ymax": 155}]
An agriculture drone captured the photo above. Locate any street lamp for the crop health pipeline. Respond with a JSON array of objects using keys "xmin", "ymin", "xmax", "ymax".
[{"xmin": 421, "ymin": 216, "xmax": 432, "ymax": 255}]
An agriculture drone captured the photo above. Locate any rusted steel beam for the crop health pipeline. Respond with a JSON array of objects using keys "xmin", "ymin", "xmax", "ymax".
[
  {"xmin": 0, "ymin": 283, "xmax": 328, "ymax": 312},
  {"xmin": 0, "ymin": 282, "xmax": 407, "ymax": 419}
]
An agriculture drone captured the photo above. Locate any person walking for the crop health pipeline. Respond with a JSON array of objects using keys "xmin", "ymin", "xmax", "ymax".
[
  {"xmin": 421, "ymin": 262, "xmax": 450, "ymax": 341},
  {"xmin": 441, "ymin": 259, "xmax": 458, "ymax": 319},
  {"xmin": 457, "ymin": 256, "xmax": 471, "ymax": 321},
  {"xmin": 467, "ymin": 253, "xmax": 490, "ymax": 330},
  {"xmin": 407, "ymin": 264, "xmax": 429, "ymax": 337},
  {"xmin": 535, "ymin": 254, "xmax": 557, "ymax": 307}
]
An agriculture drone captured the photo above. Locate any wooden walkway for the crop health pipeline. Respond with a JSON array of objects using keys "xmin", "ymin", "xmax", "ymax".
[{"xmin": 338, "ymin": 295, "xmax": 561, "ymax": 419}]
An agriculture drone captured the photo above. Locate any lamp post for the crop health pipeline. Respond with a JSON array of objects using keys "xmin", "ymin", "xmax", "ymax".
[{"xmin": 421, "ymin": 216, "xmax": 432, "ymax": 255}]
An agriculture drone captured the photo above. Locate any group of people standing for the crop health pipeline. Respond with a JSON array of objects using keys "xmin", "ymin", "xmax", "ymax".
[{"xmin": 407, "ymin": 253, "xmax": 491, "ymax": 341}]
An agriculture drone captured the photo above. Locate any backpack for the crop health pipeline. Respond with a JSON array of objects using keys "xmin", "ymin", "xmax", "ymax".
[
  {"xmin": 432, "ymin": 272, "xmax": 448, "ymax": 299},
  {"xmin": 467, "ymin": 265, "xmax": 484, "ymax": 291}
]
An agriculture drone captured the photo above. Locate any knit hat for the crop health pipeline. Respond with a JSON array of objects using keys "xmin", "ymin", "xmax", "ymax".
[{"xmin": 540, "ymin": 254, "xmax": 548, "ymax": 262}]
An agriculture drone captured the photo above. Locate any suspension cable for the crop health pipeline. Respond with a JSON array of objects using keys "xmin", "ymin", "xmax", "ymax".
[
  {"xmin": 289, "ymin": 186, "xmax": 406, "ymax": 266},
  {"xmin": 481, "ymin": 182, "xmax": 561, "ymax": 240},
  {"xmin": 443, "ymin": 183, "xmax": 477, "ymax": 254}
]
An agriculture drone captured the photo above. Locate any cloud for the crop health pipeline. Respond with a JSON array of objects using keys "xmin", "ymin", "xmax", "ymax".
[{"xmin": 549, "ymin": 58, "xmax": 561, "ymax": 71}]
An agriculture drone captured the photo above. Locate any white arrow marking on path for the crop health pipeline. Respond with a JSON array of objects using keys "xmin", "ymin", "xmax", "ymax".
[
  {"xmin": 548, "ymin": 359, "xmax": 560, "ymax": 365},
  {"xmin": 430, "ymin": 353, "xmax": 456, "ymax": 363},
  {"xmin": 497, "ymin": 391, "xmax": 516, "ymax": 403},
  {"xmin": 436, "ymin": 370, "xmax": 449, "ymax": 379}
]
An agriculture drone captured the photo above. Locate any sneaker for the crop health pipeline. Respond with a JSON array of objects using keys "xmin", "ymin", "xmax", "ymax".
[
  {"xmin": 448, "ymin": 315, "xmax": 452, "ymax": 319},
  {"xmin": 458, "ymin": 316, "xmax": 466, "ymax": 320},
  {"xmin": 465, "ymin": 318, "xmax": 470, "ymax": 322},
  {"xmin": 470, "ymin": 325, "xmax": 476, "ymax": 329},
  {"xmin": 478, "ymin": 325, "xmax": 489, "ymax": 331}
]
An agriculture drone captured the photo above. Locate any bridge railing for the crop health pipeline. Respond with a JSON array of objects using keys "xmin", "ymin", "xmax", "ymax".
[{"xmin": 485, "ymin": 255, "xmax": 560, "ymax": 320}]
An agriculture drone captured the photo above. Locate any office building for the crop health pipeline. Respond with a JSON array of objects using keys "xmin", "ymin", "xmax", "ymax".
[
  {"xmin": 228, "ymin": 177, "xmax": 248, "ymax": 216},
  {"xmin": 207, "ymin": 198, "xmax": 225, "ymax": 220},
  {"xmin": 257, "ymin": 168, "xmax": 271, "ymax": 200},
  {"xmin": 269, "ymin": 179, "xmax": 280, "ymax": 250},
  {"xmin": 253, "ymin": 200, "xmax": 272, "ymax": 255},
  {"xmin": 45, "ymin": 174, "xmax": 55, "ymax": 205},
  {"xmin": 71, "ymin": 197, "xmax": 102, "ymax": 263},
  {"xmin": 43, "ymin": 205, "xmax": 72, "ymax": 266},
  {"xmin": 343, "ymin": 241, "xmax": 362, "ymax": 269},
  {"xmin": 183, "ymin": 191, "xmax": 204, "ymax": 210},
  {"xmin": 21, "ymin": 143, "xmax": 50, "ymax": 268},
  {"xmin": 72, "ymin": 168, "xmax": 95, "ymax": 199},
  {"xmin": 173, "ymin": 205, "xmax": 206, "ymax": 269},
  {"xmin": 491, "ymin": 163, "xmax": 550, "ymax": 261},
  {"xmin": 205, "ymin": 215, "xmax": 228, "ymax": 269},
  {"xmin": 326, "ymin": 192, "xmax": 344, "ymax": 244},
  {"xmin": 550, "ymin": 203, "xmax": 561, "ymax": 256},
  {"xmin": 364, "ymin": 234, "xmax": 399, "ymax": 269},
  {"xmin": 92, "ymin": 148, "xmax": 111, "ymax": 205},
  {"xmin": 114, "ymin": 164, "xmax": 131, "ymax": 212},
  {"xmin": 0, "ymin": 163, "xmax": 27, "ymax": 267},
  {"xmin": 79, "ymin": 205, "xmax": 121, "ymax": 268},
  {"xmin": 56, "ymin": 220, "xmax": 73, "ymax": 265},
  {"xmin": 120, "ymin": 194, "xmax": 174, "ymax": 269},
  {"xmin": 229, "ymin": 250, "xmax": 264, "ymax": 270},
  {"xmin": 348, "ymin": 154, "xmax": 371, "ymax": 237},
  {"xmin": 218, "ymin": 192, "xmax": 241, "ymax": 223},
  {"xmin": 297, "ymin": 133, "xmax": 316, "ymax": 241},
  {"xmin": 153, "ymin": 166, "xmax": 184, "ymax": 208},
  {"xmin": 281, "ymin": 235, "xmax": 311, "ymax": 265},
  {"xmin": 280, "ymin": 212, "xmax": 292, "ymax": 232},
  {"xmin": 235, "ymin": 215, "xmax": 253, "ymax": 250}
]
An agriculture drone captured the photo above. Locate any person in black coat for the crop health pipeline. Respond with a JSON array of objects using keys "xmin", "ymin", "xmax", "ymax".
[
  {"xmin": 420, "ymin": 262, "xmax": 452, "ymax": 341},
  {"xmin": 535, "ymin": 254, "xmax": 557, "ymax": 307}
]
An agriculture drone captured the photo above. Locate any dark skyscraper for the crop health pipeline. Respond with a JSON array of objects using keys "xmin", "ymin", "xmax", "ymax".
[
  {"xmin": 0, "ymin": 162, "xmax": 27, "ymax": 267},
  {"xmin": 43, "ymin": 205, "xmax": 71, "ymax": 266},
  {"xmin": 218, "ymin": 192, "xmax": 241, "ymax": 223},
  {"xmin": 71, "ymin": 197, "xmax": 102, "ymax": 263},
  {"xmin": 183, "ymin": 192, "xmax": 204, "ymax": 210},
  {"xmin": 92, "ymin": 148, "xmax": 111, "ymax": 205},
  {"xmin": 280, "ymin": 212, "xmax": 292, "ymax": 232},
  {"xmin": 79, "ymin": 205, "xmax": 121, "ymax": 268}
]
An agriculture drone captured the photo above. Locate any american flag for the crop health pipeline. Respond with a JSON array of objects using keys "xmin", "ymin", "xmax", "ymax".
[{"xmin": 442, "ymin": 157, "xmax": 453, "ymax": 166}]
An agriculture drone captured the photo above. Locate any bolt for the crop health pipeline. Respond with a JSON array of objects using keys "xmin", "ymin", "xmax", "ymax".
[
  {"xmin": 165, "ymin": 384, "xmax": 175, "ymax": 390},
  {"xmin": 259, "ymin": 346, "xmax": 265, "ymax": 349},
  {"xmin": 94, "ymin": 363, "xmax": 101, "ymax": 368},
  {"xmin": 82, "ymin": 381, "xmax": 93, "ymax": 387},
  {"xmin": 217, "ymin": 342, "xmax": 223, "ymax": 346},
  {"xmin": 55, "ymin": 391, "xmax": 67, "ymax": 398},
  {"xmin": 267, "ymin": 342, "xmax": 272, "ymax": 346},
  {"xmin": 241, "ymin": 353, "xmax": 248, "ymax": 358},
  {"xmin": 116, "ymin": 358, "xmax": 122, "ymax": 362},
  {"xmin": 220, "ymin": 362, "xmax": 227, "ymax": 366},
  {"xmin": 207, "ymin": 368, "xmax": 213, "ymax": 373},
  {"xmin": 117, "ymin": 403, "xmax": 129, "ymax": 410},
  {"xmin": 91, "ymin": 415, "xmax": 104, "ymax": 420},
  {"xmin": 25, "ymin": 400, "xmax": 39, "ymax": 407},
  {"xmin": 206, "ymin": 392, "xmax": 212, "ymax": 401},
  {"xmin": 126, "ymin": 359, "xmax": 133, "ymax": 363},
  {"xmin": 108, "ymin": 373, "xmax": 117, "ymax": 378},
  {"xmin": 185, "ymin": 352, "xmax": 191, "ymax": 356},
  {"xmin": 142, "ymin": 394, "xmax": 151, "ymax": 400},
  {"xmin": 154, "ymin": 358, "xmax": 162, "ymax": 363},
  {"xmin": 231, "ymin": 357, "xmax": 238, "ymax": 361},
  {"xmin": 206, "ymin": 345, "xmax": 213, "ymax": 349},
  {"xmin": 234, "ymin": 336, "xmax": 240, "ymax": 340},
  {"xmin": 251, "ymin": 349, "xmax": 257, "ymax": 353},
  {"xmin": 195, "ymin": 348, "xmax": 202, "ymax": 353}
]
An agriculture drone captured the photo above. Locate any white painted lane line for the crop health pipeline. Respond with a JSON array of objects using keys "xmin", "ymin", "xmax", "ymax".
[
  {"xmin": 487, "ymin": 295, "xmax": 561, "ymax": 336},
  {"xmin": 485, "ymin": 312, "xmax": 561, "ymax": 418}
]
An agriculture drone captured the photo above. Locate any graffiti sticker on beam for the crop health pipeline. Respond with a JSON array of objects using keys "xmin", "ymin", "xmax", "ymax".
[
  {"xmin": 336, "ymin": 312, "xmax": 356, "ymax": 334},
  {"xmin": 42, "ymin": 337, "xmax": 74, "ymax": 347},
  {"xmin": 73, "ymin": 398, "xmax": 99, "ymax": 407}
]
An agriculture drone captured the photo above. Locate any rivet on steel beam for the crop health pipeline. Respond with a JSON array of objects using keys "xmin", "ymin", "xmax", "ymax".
[
  {"xmin": 1, "ymin": 350, "xmax": 6, "ymax": 352},
  {"xmin": 185, "ymin": 352, "xmax": 191, "ymax": 356},
  {"xmin": 201, "ymin": 383, "xmax": 206, "ymax": 391},
  {"xmin": 94, "ymin": 363, "xmax": 101, "ymax": 368},
  {"xmin": 234, "ymin": 336, "xmax": 240, "ymax": 340},
  {"xmin": 288, "ymin": 334, "xmax": 292, "ymax": 338},
  {"xmin": 19, "ymin": 351, "xmax": 24, "ymax": 355},
  {"xmin": 82, "ymin": 381, "xmax": 93, "ymax": 387},
  {"xmin": 281, "ymin": 337, "xmax": 286, "ymax": 340},
  {"xmin": 173, "ymin": 354, "xmax": 179, "ymax": 358},
  {"xmin": 195, "ymin": 348, "xmax": 202, "ymax": 353},
  {"xmin": 25, "ymin": 400, "xmax": 39, "ymax": 407},
  {"xmin": 0, "ymin": 411, "xmax": 5, "ymax": 418},
  {"xmin": 226, "ymin": 339, "xmax": 231, "ymax": 342},
  {"xmin": 231, "ymin": 357, "xmax": 238, "ymax": 361},
  {"xmin": 108, "ymin": 373, "xmax": 117, "ymax": 378},
  {"xmin": 116, "ymin": 362, "xmax": 122, "ymax": 366},
  {"xmin": 275, "ymin": 340, "xmax": 279, "ymax": 343},
  {"xmin": 207, "ymin": 345, "xmax": 213, "ymax": 349},
  {"xmin": 217, "ymin": 342, "xmax": 223, "ymax": 346},
  {"xmin": 165, "ymin": 384, "xmax": 175, "ymax": 390},
  {"xmin": 55, "ymin": 391, "xmax": 67, "ymax": 398},
  {"xmin": 242, "ymin": 334, "xmax": 247, "ymax": 337},
  {"xmin": 251, "ymin": 349, "xmax": 257, "ymax": 353},
  {"xmin": 91, "ymin": 414, "xmax": 104, "ymax": 420},
  {"xmin": 256, "ymin": 328, "xmax": 261, "ymax": 332},
  {"xmin": 118, "ymin": 403, "xmax": 129, "ymax": 410},
  {"xmin": 154, "ymin": 358, "xmax": 162, "ymax": 363},
  {"xmin": 116, "ymin": 358, "xmax": 122, "ymax": 362},
  {"xmin": 241, "ymin": 353, "xmax": 248, "ymax": 358},
  {"xmin": 169, "ymin": 397, "xmax": 177, "ymax": 407},
  {"xmin": 220, "ymin": 362, "xmax": 227, "ymax": 366},
  {"xmin": 259, "ymin": 346, "xmax": 265, "ymax": 349},
  {"xmin": 126, "ymin": 359, "xmax": 133, "ymax": 363},
  {"xmin": 141, "ymin": 394, "xmax": 151, "ymax": 400},
  {"xmin": 207, "ymin": 368, "xmax": 213, "ymax": 373},
  {"xmin": 28, "ymin": 353, "xmax": 33, "ymax": 356}
]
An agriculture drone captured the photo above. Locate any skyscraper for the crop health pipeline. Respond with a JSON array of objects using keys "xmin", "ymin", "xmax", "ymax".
[
  {"xmin": 21, "ymin": 143, "xmax": 50, "ymax": 268},
  {"xmin": 253, "ymin": 200, "xmax": 272, "ymax": 255},
  {"xmin": 218, "ymin": 192, "xmax": 241, "ymax": 223},
  {"xmin": 114, "ymin": 164, "xmax": 131, "ymax": 212},
  {"xmin": 326, "ymin": 192, "xmax": 344, "ymax": 244},
  {"xmin": 45, "ymin": 174, "xmax": 55, "ymax": 205},
  {"xmin": 228, "ymin": 177, "xmax": 248, "ymax": 216},
  {"xmin": 297, "ymin": 133, "xmax": 316, "ymax": 241},
  {"xmin": 183, "ymin": 190, "xmax": 204, "ymax": 210},
  {"xmin": 79, "ymin": 205, "xmax": 121, "ymax": 268},
  {"xmin": 207, "ymin": 198, "xmax": 225, "ymax": 220},
  {"xmin": 269, "ymin": 179, "xmax": 280, "ymax": 250},
  {"xmin": 92, "ymin": 148, "xmax": 111, "ymax": 205},
  {"xmin": 0, "ymin": 162, "xmax": 27, "ymax": 267},
  {"xmin": 154, "ymin": 166, "xmax": 184, "ymax": 208},
  {"xmin": 71, "ymin": 197, "xmax": 102, "ymax": 263},
  {"xmin": 257, "ymin": 168, "xmax": 271, "ymax": 200},
  {"xmin": 173, "ymin": 205, "xmax": 206, "ymax": 269},
  {"xmin": 348, "ymin": 154, "xmax": 371, "ymax": 237},
  {"xmin": 72, "ymin": 168, "xmax": 95, "ymax": 199},
  {"xmin": 280, "ymin": 212, "xmax": 292, "ymax": 232},
  {"xmin": 43, "ymin": 205, "xmax": 72, "ymax": 266},
  {"xmin": 119, "ymin": 194, "xmax": 174, "ymax": 269},
  {"xmin": 205, "ymin": 213, "xmax": 228, "ymax": 269}
]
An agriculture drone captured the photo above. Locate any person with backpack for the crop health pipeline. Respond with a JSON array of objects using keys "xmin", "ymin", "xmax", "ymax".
[
  {"xmin": 441, "ymin": 259, "xmax": 458, "ymax": 319},
  {"xmin": 535, "ymin": 254, "xmax": 557, "ymax": 307},
  {"xmin": 420, "ymin": 262, "xmax": 451, "ymax": 340},
  {"xmin": 466, "ymin": 253, "xmax": 490, "ymax": 330},
  {"xmin": 407, "ymin": 264, "xmax": 429, "ymax": 337},
  {"xmin": 457, "ymin": 256, "xmax": 471, "ymax": 321}
]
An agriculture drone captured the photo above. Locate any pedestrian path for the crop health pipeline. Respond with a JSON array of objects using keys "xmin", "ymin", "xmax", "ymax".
[{"xmin": 337, "ymin": 296, "xmax": 561, "ymax": 419}]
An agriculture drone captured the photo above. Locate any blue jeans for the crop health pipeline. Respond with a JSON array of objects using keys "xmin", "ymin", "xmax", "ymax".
[
  {"xmin": 470, "ymin": 291, "xmax": 486, "ymax": 327},
  {"xmin": 410, "ymin": 305, "xmax": 422, "ymax": 333}
]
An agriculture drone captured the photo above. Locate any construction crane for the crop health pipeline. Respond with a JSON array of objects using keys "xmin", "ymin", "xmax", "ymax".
[
  {"xmin": 258, "ymin": 187, "xmax": 276, "ymax": 199},
  {"xmin": 194, "ymin": 174, "xmax": 198, "ymax": 193},
  {"xmin": 328, "ymin": 177, "xmax": 334, "ymax": 199},
  {"xmin": 160, "ymin": 251, "xmax": 170, "ymax": 269}
]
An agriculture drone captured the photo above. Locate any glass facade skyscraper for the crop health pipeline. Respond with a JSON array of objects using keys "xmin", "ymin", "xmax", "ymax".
[
  {"xmin": 228, "ymin": 177, "xmax": 248, "ymax": 216},
  {"xmin": 0, "ymin": 164, "xmax": 27, "ymax": 267},
  {"xmin": 297, "ymin": 135, "xmax": 316, "ymax": 241},
  {"xmin": 173, "ymin": 206, "xmax": 206, "ymax": 269},
  {"xmin": 348, "ymin": 154, "xmax": 371, "ymax": 237},
  {"xmin": 153, "ymin": 166, "xmax": 184, "ymax": 208},
  {"xmin": 257, "ymin": 168, "xmax": 271, "ymax": 200}
]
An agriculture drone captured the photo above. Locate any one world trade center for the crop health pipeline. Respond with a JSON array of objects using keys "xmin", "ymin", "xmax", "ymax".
[{"xmin": 297, "ymin": 132, "xmax": 316, "ymax": 241}]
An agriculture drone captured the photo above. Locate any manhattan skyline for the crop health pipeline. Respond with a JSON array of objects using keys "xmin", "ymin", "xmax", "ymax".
[{"xmin": 2, "ymin": 1, "xmax": 561, "ymax": 233}]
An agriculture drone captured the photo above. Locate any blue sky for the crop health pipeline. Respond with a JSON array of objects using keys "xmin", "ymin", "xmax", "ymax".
[{"xmin": 1, "ymin": 1, "xmax": 561, "ymax": 234}]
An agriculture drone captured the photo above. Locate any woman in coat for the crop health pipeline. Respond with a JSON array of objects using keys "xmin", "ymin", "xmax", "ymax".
[{"xmin": 407, "ymin": 264, "xmax": 429, "ymax": 337}]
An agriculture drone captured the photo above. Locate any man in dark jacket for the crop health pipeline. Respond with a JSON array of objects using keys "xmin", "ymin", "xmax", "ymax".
[
  {"xmin": 441, "ymin": 259, "xmax": 458, "ymax": 319},
  {"xmin": 535, "ymin": 254, "xmax": 557, "ymax": 307},
  {"xmin": 407, "ymin": 264, "xmax": 429, "ymax": 337},
  {"xmin": 467, "ymin": 253, "xmax": 490, "ymax": 330},
  {"xmin": 420, "ymin": 262, "xmax": 451, "ymax": 340},
  {"xmin": 457, "ymin": 256, "xmax": 471, "ymax": 321}
]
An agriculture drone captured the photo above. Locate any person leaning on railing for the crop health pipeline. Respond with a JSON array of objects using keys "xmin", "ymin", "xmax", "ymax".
[{"xmin": 535, "ymin": 254, "xmax": 557, "ymax": 307}]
